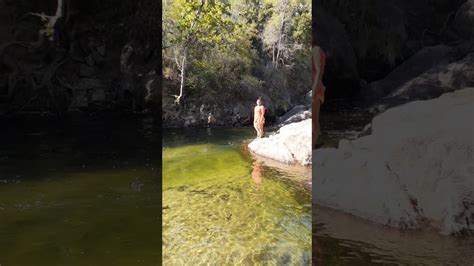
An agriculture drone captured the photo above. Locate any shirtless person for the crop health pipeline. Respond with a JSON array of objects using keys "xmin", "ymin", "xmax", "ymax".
[{"xmin": 253, "ymin": 98, "xmax": 265, "ymax": 138}]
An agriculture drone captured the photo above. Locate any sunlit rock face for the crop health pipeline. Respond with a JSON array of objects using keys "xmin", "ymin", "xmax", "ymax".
[
  {"xmin": 248, "ymin": 119, "xmax": 312, "ymax": 166},
  {"xmin": 313, "ymin": 88, "xmax": 474, "ymax": 236}
]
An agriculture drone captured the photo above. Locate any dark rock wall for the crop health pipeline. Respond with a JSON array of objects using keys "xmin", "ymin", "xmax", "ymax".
[
  {"xmin": 313, "ymin": 0, "xmax": 472, "ymax": 103},
  {"xmin": 0, "ymin": 0, "xmax": 161, "ymax": 114}
]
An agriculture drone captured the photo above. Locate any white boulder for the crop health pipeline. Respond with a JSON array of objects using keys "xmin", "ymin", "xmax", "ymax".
[
  {"xmin": 313, "ymin": 88, "xmax": 474, "ymax": 235},
  {"xmin": 248, "ymin": 119, "xmax": 312, "ymax": 166}
]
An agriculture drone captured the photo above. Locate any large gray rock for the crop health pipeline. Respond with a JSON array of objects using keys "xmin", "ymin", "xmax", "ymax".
[
  {"xmin": 454, "ymin": 0, "xmax": 474, "ymax": 40},
  {"xmin": 233, "ymin": 103, "xmax": 252, "ymax": 125},
  {"xmin": 277, "ymin": 105, "xmax": 312, "ymax": 127},
  {"xmin": 314, "ymin": 88, "xmax": 474, "ymax": 236},
  {"xmin": 362, "ymin": 45, "xmax": 456, "ymax": 100},
  {"xmin": 277, "ymin": 105, "xmax": 305, "ymax": 121},
  {"xmin": 376, "ymin": 52, "xmax": 474, "ymax": 110},
  {"xmin": 248, "ymin": 119, "xmax": 312, "ymax": 166},
  {"xmin": 276, "ymin": 105, "xmax": 309, "ymax": 124}
]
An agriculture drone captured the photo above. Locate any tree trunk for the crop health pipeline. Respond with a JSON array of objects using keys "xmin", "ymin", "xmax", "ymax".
[
  {"xmin": 275, "ymin": 15, "xmax": 285, "ymax": 69},
  {"xmin": 29, "ymin": 0, "xmax": 64, "ymax": 41},
  {"xmin": 175, "ymin": 54, "xmax": 186, "ymax": 104},
  {"xmin": 272, "ymin": 45, "xmax": 275, "ymax": 67},
  {"xmin": 276, "ymin": 41, "xmax": 281, "ymax": 68},
  {"xmin": 172, "ymin": 0, "xmax": 205, "ymax": 105}
]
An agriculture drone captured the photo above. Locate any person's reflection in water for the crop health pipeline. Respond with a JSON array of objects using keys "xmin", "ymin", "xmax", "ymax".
[{"xmin": 251, "ymin": 160, "xmax": 263, "ymax": 187}]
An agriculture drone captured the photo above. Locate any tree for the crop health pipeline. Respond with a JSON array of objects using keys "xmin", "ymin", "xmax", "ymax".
[
  {"xmin": 29, "ymin": 0, "xmax": 66, "ymax": 45},
  {"xmin": 163, "ymin": 0, "xmax": 311, "ymax": 114},
  {"xmin": 164, "ymin": 0, "xmax": 205, "ymax": 104},
  {"xmin": 261, "ymin": 0, "xmax": 310, "ymax": 68}
]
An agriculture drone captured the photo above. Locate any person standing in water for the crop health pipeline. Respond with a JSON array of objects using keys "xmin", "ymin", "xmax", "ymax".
[
  {"xmin": 253, "ymin": 98, "xmax": 265, "ymax": 138},
  {"xmin": 312, "ymin": 39, "xmax": 327, "ymax": 148}
]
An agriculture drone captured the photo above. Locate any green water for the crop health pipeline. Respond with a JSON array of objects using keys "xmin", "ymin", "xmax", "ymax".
[
  {"xmin": 0, "ymin": 116, "xmax": 161, "ymax": 265},
  {"xmin": 4, "ymin": 111, "xmax": 470, "ymax": 265},
  {"xmin": 162, "ymin": 128, "xmax": 312, "ymax": 265}
]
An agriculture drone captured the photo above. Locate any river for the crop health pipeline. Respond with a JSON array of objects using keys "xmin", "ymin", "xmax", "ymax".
[
  {"xmin": 0, "ymin": 115, "xmax": 161, "ymax": 265},
  {"xmin": 162, "ymin": 127, "xmax": 312, "ymax": 265},
  {"xmin": 1, "ymin": 113, "xmax": 472, "ymax": 265}
]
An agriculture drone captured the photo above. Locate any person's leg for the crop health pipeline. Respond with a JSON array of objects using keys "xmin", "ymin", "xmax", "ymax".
[
  {"xmin": 254, "ymin": 122, "xmax": 260, "ymax": 138},
  {"xmin": 313, "ymin": 99, "xmax": 321, "ymax": 148},
  {"xmin": 259, "ymin": 123, "xmax": 264, "ymax": 138}
]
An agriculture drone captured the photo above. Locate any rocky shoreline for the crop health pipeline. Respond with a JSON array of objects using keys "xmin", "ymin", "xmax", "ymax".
[{"xmin": 313, "ymin": 88, "xmax": 474, "ymax": 236}]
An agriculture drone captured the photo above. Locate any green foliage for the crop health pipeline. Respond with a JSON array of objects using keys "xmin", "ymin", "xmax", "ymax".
[
  {"xmin": 163, "ymin": 0, "xmax": 311, "ymax": 107},
  {"xmin": 292, "ymin": 7, "xmax": 311, "ymax": 48}
]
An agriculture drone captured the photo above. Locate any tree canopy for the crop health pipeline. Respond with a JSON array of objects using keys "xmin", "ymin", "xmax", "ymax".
[{"xmin": 163, "ymin": 0, "xmax": 311, "ymax": 112}]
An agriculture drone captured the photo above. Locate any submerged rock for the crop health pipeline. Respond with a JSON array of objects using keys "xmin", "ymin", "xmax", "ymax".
[
  {"xmin": 248, "ymin": 119, "xmax": 312, "ymax": 166},
  {"xmin": 313, "ymin": 88, "xmax": 474, "ymax": 235}
]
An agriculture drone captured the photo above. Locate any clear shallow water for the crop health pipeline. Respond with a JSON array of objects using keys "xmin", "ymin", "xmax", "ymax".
[
  {"xmin": 162, "ymin": 128, "xmax": 312, "ymax": 265},
  {"xmin": 0, "ymin": 115, "xmax": 161, "ymax": 265}
]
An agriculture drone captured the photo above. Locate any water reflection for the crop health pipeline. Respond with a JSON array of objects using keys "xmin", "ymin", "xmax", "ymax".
[
  {"xmin": 251, "ymin": 160, "xmax": 263, "ymax": 186},
  {"xmin": 162, "ymin": 128, "xmax": 311, "ymax": 265}
]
